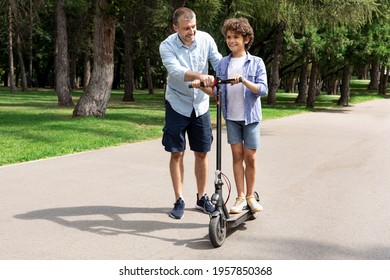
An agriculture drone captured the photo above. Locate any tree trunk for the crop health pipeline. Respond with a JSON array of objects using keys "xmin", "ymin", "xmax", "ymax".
[
  {"xmin": 306, "ymin": 60, "xmax": 318, "ymax": 109},
  {"xmin": 296, "ymin": 50, "xmax": 309, "ymax": 103},
  {"xmin": 123, "ymin": 9, "xmax": 135, "ymax": 102},
  {"xmin": 143, "ymin": 36, "xmax": 154, "ymax": 95},
  {"xmin": 356, "ymin": 64, "xmax": 368, "ymax": 80},
  {"xmin": 284, "ymin": 74, "xmax": 296, "ymax": 93},
  {"xmin": 16, "ymin": 33, "xmax": 28, "ymax": 91},
  {"xmin": 69, "ymin": 50, "xmax": 78, "ymax": 89},
  {"xmin": 338, "ymin": 63, "xmax": 353, "ymax": 106},
  {"xmin": 82, "ymin": 3, "xmax": 94, "ymax": 89},
  {"xmin": 378, "ymin": 65, "xmax": 388, "ymax": 95},
  {"xmin": 8, "ymin": 1, "xmax": 17, "ymax": 93},
  {"xmin": 267, "ymin": 21, "xmax": 285, "ymax": 106},
  {"xmin": 73, "ymin": 0, "xmax": 116, "ymax": 117},
  {"xmin": 315, "ymin": 70, "xmax": 322, "ymax": 96},
  {"xmin": 55, "ymin": 0, "xmax": 73, "ymax": 106},
  {"xmin": 3, "ymin": 71, "xmax": 9, "ymax": 87},
  {"xmin": 368, "ymin": 59, "xmax": 380, "ymax": 90},
  {"xmin": 83, "ymin": 49, "xmax": 91, "ymax": 88},
  {"xmin": 326, "ymin": 75, "xmax": 339, "ymax": 95},
  {"xmin": 112, "ymin": 51, "xmax": 122, "ymax": 89},
  {"xmin": 28, "ymin": 0, "xmax": 33, "ymax": 87}
]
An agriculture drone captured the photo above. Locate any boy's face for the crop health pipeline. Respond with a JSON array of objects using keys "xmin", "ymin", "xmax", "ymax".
[
  {"xmin": 173, "ymin": 17, "xmax": 197, "ymax": 47},
  {"xmin": 225, "ymin": 30, "xmax": 249, "ymax": 55}
]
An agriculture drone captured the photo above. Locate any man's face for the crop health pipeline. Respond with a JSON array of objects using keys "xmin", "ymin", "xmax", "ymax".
[{"xmin": 173, "ymin": 17, "xmax": 197, "ymax": 46}]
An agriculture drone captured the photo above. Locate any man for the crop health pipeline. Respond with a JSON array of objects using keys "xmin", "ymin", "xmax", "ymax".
[{"xmin": 159, "ymin": 7, "xmax": 222, "ymax": 219}]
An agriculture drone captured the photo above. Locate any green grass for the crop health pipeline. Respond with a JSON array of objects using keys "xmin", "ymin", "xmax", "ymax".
[
  {"xmin": 0, "ymin": 88, "xmax": 165, "ymax": 166},
  {"xmin": 0, "ymin": 80, "xmax": 388, "ymax": 166}
]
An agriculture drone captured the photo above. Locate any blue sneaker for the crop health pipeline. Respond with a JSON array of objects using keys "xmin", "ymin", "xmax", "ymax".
[
  {"xmin": 195, "ymin": 194, "xmax": 215, "ymax": 214},
  {"xmin": 170, "ymin": 198, "xmax": 185, "ymax": 219}
]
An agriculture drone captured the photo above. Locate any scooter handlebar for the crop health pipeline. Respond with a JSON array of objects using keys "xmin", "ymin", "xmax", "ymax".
[{"xmin": 188, "ymin": 77, "xmax": 242, "ymax": 88}]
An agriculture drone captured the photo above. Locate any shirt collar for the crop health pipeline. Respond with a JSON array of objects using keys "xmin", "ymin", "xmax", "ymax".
[
  {"xmin": 227, "ymin": 51, "xmax": 252, "ymax": 61},
  {"xmin": 175, "ymin": 33, "xmax": 197, "ymax": 49}
]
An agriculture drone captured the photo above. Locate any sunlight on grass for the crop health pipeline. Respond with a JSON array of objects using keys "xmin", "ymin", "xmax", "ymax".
[
  {"xmin": 0, "ymin": 89, "xmax": 165, "ymax": 165},
  {"xmin": 0, "ymin": 80, "xmax": 387, "ymax": 166}
]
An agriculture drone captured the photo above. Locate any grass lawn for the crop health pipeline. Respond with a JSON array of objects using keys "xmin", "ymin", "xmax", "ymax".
[
  {"xmin": 0, "ymin": 89, "xmax": 165, "ymax": 166},
  {"xmin": 0, "ymin": 80, "xmax": 388, "ymax": 166}
]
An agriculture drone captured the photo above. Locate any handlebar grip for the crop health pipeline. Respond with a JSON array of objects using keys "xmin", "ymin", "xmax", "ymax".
[
  {"xmin": 220, "ymin": 77, "xmax": 243, "ymax": 84},
  {"xmin": 188, "ymin": 82, "xmax": 205, "ymax": 88},
  {"xmin": 188, "ymin": 78, "xmax": 242, "ymax": 88}
]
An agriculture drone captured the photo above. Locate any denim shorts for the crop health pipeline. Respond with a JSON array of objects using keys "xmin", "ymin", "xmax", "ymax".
[
  {"xmin": 226, "ymin": 120, "xmax": 260, "ymax": 149},
  {"xmin": 162, "ymin": 102, "xmax": 213, "ymax": 152}
]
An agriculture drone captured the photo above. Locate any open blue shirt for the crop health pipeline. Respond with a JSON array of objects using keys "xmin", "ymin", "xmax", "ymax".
[
  {"xmin": 159, "ymin": 30, "xmax": 222, "ymax": 117},
  {"xmin": 216, "ymin": 52, "xmax": 268, "ymax": 124}
]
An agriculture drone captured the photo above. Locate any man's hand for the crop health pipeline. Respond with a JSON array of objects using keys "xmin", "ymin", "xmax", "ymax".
[
  {"xmin": 191, "ymin": 79, "xmax": 202, "ymax": 88},
  {"xmin": 191, "ymin": 79, "xmax": 215, "ymax": 97},
  {"xmin": 199, "ymin": 75, "xmax": 215, "ymax": 87}
]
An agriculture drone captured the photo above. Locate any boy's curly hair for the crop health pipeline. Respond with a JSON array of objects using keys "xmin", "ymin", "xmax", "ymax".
[{"xmin": 221, "ymin": 17, "xmax": 254, "ymax": 50}]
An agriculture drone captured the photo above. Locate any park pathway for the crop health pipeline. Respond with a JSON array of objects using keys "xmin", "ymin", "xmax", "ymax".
[{"xmin": 0, "ymin": 99, "xmax": 389, "ymax": 260}]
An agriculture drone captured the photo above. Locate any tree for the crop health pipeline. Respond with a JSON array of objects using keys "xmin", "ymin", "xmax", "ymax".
[
  {"xmin": 251, "ymin": 0, "xmax": 304, "ymax": 106},
  {"xmin": 268, "ymin": 21, "xmax": 285, "ymax": 105},
  {"xmin": 73, "ymin": 0, "xmax": 116, "ymax": 117},
  {"xmin": 287, "ymin": 0, "xmax": 378, "ymax": 108},
  {"xmin": 0, "ymin": 0, "xmax": 387, "ymax": 108},
  {"xmin": 123, "ymin": 7, "xmax": 135, "ymax": 101},
  {"xmin": 365, "ymin": 0, "xmax": 390, "ymax": 94},
  {"xmin": 304, "ymin": 28, "xmax": 323, "ymax": 108},
  {"xmin": 55, "ymin": 0, "xmax": 73, "ymax": 106},
  {"xmin": 7, "ymin": 0, "xmax": 16, "ymax": 92},
  {"xmin": 6, "ymin": 0, "xmax": 35, "ymax": 92},
  {"xmin": 66, "ymin": 0, "xmax": 94, "ymax": 90}
]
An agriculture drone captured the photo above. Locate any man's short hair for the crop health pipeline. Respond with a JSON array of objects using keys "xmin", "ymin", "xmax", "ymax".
[{"xmin": 172, "ymin": 7, "xmax": 196, "ymax": 26}]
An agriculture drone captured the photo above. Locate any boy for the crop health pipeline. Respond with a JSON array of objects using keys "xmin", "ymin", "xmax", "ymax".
[{"xmin": 192, "ymin": 17, "xmax": 268, "ymax": 213}]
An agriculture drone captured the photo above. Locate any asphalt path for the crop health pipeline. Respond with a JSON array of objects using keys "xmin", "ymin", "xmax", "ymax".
[{"xmin": 1, "ymin": 99, "xmax": 389, "ymax": 260}]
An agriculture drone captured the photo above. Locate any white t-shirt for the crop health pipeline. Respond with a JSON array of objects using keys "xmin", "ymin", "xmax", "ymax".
[{"xmin": 227, "ymin": 55, "xmax": 246, "ymax": 121}]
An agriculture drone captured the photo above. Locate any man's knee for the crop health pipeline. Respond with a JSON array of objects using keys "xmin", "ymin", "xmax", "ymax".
[
  {"xmin": 171, "ymin": 151, "xmax": 184, "ymax": 161},
  {"xmin": 194, "ymin": 151, "xmax": 207, "ymax": 161}
]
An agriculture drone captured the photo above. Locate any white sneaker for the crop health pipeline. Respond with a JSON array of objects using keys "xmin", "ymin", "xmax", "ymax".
[
  {"xmin": 246, "ymin": 196, "xmax": 263, "ymax": 213},
  {"xmin": 229, "ymin": 197, "xmax": 247, "ymax": 214}
]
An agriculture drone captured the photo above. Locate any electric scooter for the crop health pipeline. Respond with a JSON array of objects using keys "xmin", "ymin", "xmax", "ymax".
[{"xmin": 190, "ymin": 77, "xmax": 260, "ymax": 248}]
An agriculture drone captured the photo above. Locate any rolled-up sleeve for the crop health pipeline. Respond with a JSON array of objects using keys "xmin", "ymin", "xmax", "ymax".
[
  {"xmin": 255, "ymin": 58, "xmax": 268, "ymax": 97},
  {"xmin": 208, "ymin": 37, "xmax": 222, "ymax": 70},
  {"xmin": 159, "ymin": 41, "xmax": 187, "ymax": 82}
]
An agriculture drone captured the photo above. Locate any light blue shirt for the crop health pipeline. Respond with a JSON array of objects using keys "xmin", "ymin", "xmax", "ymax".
[
  {"xmin": 216, "ymin": 52, "xmax": 268, "ymax": 124},
  {"xmin": 159, "ymin": 30, "xmax": 222, "ymax": 117}
]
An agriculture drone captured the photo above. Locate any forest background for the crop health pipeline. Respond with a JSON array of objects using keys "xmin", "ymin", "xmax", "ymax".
[{"xmin": 0, "ymin": 0, "xmax": 389, "ymax": 165}]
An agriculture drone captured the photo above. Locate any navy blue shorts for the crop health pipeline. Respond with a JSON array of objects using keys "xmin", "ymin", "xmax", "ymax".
[{"xmin": 162, "ymin": 102, "xmax": 213, "ymax": 152}]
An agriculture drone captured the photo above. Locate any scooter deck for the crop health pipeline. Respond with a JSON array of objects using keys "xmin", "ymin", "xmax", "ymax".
[{"xmin": 226, "ymin": 208, "xmax": 257, "ymax": 229}]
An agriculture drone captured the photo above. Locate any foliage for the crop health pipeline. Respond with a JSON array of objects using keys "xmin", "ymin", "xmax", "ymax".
[{"xmin": 0, "ymin": 0, "xmax": 388, "ymax": 108}]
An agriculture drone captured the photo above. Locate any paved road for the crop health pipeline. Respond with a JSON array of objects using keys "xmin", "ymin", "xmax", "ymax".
[{"xmin": 1, "ymin": 99, "xmax": 389, "ymax": 260}]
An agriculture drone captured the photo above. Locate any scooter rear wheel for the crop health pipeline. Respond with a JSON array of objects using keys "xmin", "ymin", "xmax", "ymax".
[{"xmin": 209, "ymin": 215, "xmax": 226, "ymax": 247}]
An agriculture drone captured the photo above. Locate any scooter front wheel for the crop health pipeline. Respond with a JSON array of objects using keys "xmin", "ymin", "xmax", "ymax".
[{"xmin": 209, "ymin": 215, "xmax": 226, "ymax": 247}]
